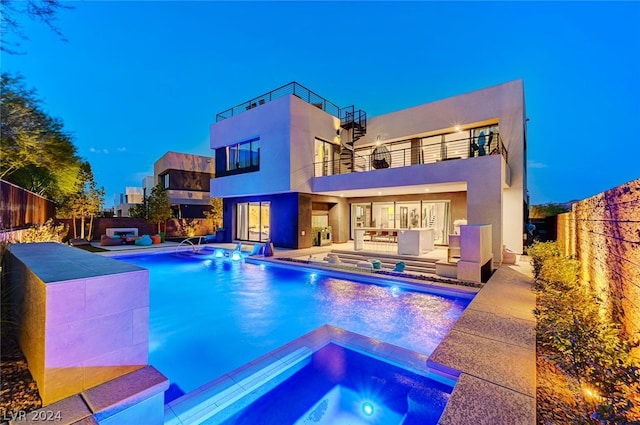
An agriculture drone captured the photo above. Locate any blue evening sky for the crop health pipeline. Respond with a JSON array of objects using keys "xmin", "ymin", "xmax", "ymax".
[{"xmin": 2, "ymin": 1, "xmax": 638, "ymax": 208}]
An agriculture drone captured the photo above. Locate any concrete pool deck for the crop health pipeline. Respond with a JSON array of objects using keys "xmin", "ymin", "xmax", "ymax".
[{"xmin": 431, "ymin": 259, "xmax": 535, "ymax": 425}]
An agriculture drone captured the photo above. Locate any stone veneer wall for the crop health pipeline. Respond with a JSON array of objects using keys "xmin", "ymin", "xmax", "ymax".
[
  {"xmin": 6, "ymin": 243, "xmax": 149, "ymax": 405},
  {"xmin": 556, "ymin": 178, "xmax": 640, "ymax": 342}
]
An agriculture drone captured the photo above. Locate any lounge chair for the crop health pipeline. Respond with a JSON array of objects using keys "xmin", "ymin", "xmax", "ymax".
[
  {"xmin": 393, "ymin": 261, "xmax": 406, "ymax": 272},
  {"xmin": 369, "ymin": 259, "xmax": 382, "ymax": 270},
  {"xmin": 325, "ymin": 253, "xmax": 342, "ymax": 264},
  {"xmin": 356, "ymin": 260, "xmax": 373, "ymax": 270},
  {"xmin": 249, "ymin": 243, "xmax": 264, "ymax": 256}
]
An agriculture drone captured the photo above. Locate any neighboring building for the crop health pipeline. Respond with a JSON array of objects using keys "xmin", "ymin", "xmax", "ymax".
[
  {"xmin": 210, "ymin": 81, "xmax": 527, "ymax": 262},
  {"xmin": 154, "ymin": 151, "xmax": 215, "ymax": 218},
  {"xmin": 142, "ymin": 176, "xmax": 155, "ymax": 196},
  {"xmin": 114, "ymin": 186, "xmax": 145, "ymax": 217}
]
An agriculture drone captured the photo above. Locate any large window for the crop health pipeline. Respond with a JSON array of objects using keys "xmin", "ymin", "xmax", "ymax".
[
  {"xmin": 228, "ymin": 138, "xmax": 260, "ymax": 171},
  {"xmin": 236, "ymin": 201, "xmax": 270, "ymax": 242},
  {"xmin": 215, "ymin": 138, "xmax": 260, "ymax": 177},
  {"xmin": 350, "ymin": 200, "xmax": 451, "ymax": 243}
]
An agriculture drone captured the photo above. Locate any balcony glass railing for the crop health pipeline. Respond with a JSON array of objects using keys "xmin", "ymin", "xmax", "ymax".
[
  {"xmin": 313, "ymin": 132, "xmax": 507, "ymax": 177},
  {"xmin": 216, "ymin": 82, "xmax": 341, "ymax": 122}
]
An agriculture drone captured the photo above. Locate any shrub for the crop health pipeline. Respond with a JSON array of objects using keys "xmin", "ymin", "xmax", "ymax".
[
  {"xmin": 21, "ymin": 219, "xmax": 68, "ymax": 243},
  {"xmin": 533, "ymin": 246, "xmax": 640, "ymax": 423},
  {"xmin": 527, "ymin": 241, "xmax": 560, "ymax": 278}
]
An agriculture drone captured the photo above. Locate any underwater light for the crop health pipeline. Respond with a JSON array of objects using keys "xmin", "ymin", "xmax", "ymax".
[
  {"xmin": 390, "ymin": 285, "xmax": 400, "ymax": 297},
  {"xmin": 362, "ymin": 402, "xmax": 374, "ymax": 416},
  {"xmin": 214, "ymin": 249, "xmax": 225, "ymax": 258},
  {"xmin": 203, "ymin": 260, "xmax": 212, "ymax": 266},
  {"xmin": 231, "ymin": 251, "xmax": 242, "ymax": 261}
]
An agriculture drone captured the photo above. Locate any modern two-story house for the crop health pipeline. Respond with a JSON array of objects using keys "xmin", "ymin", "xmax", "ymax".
[
  {"xmin": 210, "ymin": 81, "xmax": 527, "ymax": 263},
  {"xmin": 154, "ymin": 151, "xmax": 215, "ymax": 218}
]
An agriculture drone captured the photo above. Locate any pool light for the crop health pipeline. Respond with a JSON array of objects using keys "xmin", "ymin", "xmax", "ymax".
[
  {"xmin": 214, "ymin": 249, "xmax": 225, "ymax": 258},
  {"xmin": 231, "ymin": 250, "xmax": 242, "ymax": 261},
  {"xmin": 203, "ymin": 260, "xmax": 212, "ymax": 266},
  {"xmin": 362, "ymin": 402, "xmax": 374, "ymax": 416}
]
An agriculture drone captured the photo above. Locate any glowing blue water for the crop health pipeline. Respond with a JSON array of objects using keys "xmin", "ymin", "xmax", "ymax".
[{"xmin": 116, "ymin": 253, "xmax": 470, "ymax": 401}]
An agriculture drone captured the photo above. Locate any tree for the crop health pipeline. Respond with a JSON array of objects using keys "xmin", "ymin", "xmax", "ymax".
[
  {"xmin": 147, "ymin": 184, "xmax": 171, "ymax": 233},
  {"xmin": 60, "ymin": 162, "xmax": 105, "ymax": 240},
  {"xmin": 128, "ymin": 202, "xmax": 148, "ymax": 219},
  {"xmin": 0, "ymin": 73, "xmax": 81, "ymax": 203},
  {"xmin": 530, "ymin": 203, "xmax": 572, "ymax": 219},
  {"xmin": 203, "ymin": 197, "xmax": 223, "ymax": 229},
  {"xmin": 1, "ymin": 0, "xmax": 71, "ymax": 54}
]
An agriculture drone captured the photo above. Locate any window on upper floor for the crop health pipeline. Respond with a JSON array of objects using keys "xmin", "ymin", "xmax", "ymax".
[
  {"xmin": 158, "ymin": 170, "xmax": 211, "ymax": 191},
  {"xmin": 215, "ymin": 137, "xmax": 260, "ymax": 177}
]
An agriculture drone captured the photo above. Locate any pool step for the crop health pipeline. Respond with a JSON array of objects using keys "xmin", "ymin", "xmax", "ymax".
[{"xmin": 327, "ymin": 250, "xmax": 438, "ymax": 274}]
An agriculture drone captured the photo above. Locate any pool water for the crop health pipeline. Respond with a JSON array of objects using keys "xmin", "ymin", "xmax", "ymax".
[
  {"xmin": 214, "ymin": 343, "xmax": 453, "ymax": 425},
  {"xmin": 117, "ymin": 253, "xmax": 470, "ymax": 402}
]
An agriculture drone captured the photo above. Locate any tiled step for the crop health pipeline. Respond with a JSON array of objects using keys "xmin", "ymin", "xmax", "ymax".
[{"xmin": 328, "ymin": 250, "xmax": 437, "ymax": 273}]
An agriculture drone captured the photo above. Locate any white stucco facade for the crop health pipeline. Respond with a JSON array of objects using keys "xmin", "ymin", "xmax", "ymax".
[{"xmin": 209, "ymin": 81, "xmax": 527, "ymax": 258}]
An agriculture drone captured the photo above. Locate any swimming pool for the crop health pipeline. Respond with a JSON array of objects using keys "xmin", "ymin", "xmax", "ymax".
[
  {"xmin": 213, "ymin": 342, "xmax": 453, "ymax": 425},
  {"xmin": 116, "ymin": 252, "xmax": 471, "ymax": 403}
]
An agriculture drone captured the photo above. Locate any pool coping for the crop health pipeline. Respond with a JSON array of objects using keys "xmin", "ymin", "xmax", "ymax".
[
  {"xmin": 430, "ymin": 258, "xmax": 536, "ymax": 425},
  {"xmin": 163, "ymin": 325, "xmax": 458, "ymax": 425}
]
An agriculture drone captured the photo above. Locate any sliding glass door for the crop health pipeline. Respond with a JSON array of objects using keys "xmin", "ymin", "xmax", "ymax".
[{"xmin": 236, "ymin": 201, "xmax": 270, "ymax": 242}]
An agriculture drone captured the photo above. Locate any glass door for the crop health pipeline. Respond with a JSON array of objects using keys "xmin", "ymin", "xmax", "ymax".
[
  {"xmin": 421, "ymin": 201, "xmax": 450, "ymax": 244},
  {"xmin": 260, "ymin": 202, "xmax": 270, "ymax": 242},
  {"xmin": 351, "ymin": 203, "xmax": 371, "ymax": 239},
  {"xmin": 236, "ymin": 203, "xmax": 248, "ymax": 240},
  {"xmin": 236, "ymin": 201, "xmax": 270, "ymax": 242}
]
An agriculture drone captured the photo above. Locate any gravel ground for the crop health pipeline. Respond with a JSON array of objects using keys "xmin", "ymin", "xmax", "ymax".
[{"xmin": 0, "ymin": 336, "xmax": 41, "ymax": 419}]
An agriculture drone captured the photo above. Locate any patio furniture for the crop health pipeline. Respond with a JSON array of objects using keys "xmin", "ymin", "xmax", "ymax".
[
  {"xmin": 151, "ymin": 235, "xmax": 161, "ymax": 244},
  {"xmin": 502, "ymin": 245, "xmax": 517, "ymax": 265},
  {"xmin": 393, "ymin": 262, "xmax": 406, "ymax": 272},
  {"xmin": 100, "ymin": 235, "xmax": 123, "ymax": 246},
  {"xmin": 135, "ymin": 235, "xmax": 153, "ymax": 246},
  {"xmin": 325, "ymin": 253, "xmax": 342, "ymax": 264},
  {"xmin": 263, "ymin": 242, "xmax": 274, "ymax": 257},
  {"xmin": 369, "ymin": 259, "xmax": 382, "ymax": 270},
  {"xmin": 249, "ymin": 243, "xmax": 264, "ymax": 256},
  {"xmin": 356, "ymin": 260, "xmax": 373, "ymax": 270}
]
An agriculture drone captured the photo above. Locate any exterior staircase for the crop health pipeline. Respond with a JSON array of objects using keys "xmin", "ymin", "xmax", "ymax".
[{"xmin": 338, "ymin": 106, "xmax": 367, "ymax": 172}]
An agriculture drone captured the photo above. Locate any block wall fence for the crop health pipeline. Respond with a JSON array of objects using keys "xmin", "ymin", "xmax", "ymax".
[{"xmin": 556, "ymin": 178, "xmax": 640, "ymax": 343}]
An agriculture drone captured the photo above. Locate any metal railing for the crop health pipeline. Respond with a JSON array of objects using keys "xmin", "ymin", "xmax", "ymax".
[
  {"xmin": 314, "ymin": 132, "xmax": 507, "ymax": 177},
  {"xmin": 216, "ymin": 82, "xmax": 341, "ymax": 122}
]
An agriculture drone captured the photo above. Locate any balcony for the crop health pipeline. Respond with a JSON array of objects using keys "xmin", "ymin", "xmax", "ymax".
[
  {"xmin": 216, "ymin": 82, "xmax": 341, "ymax": 122},
  {"xmin": 314, "ymin": 132, "xmax": 507, "ymax": 177}
]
